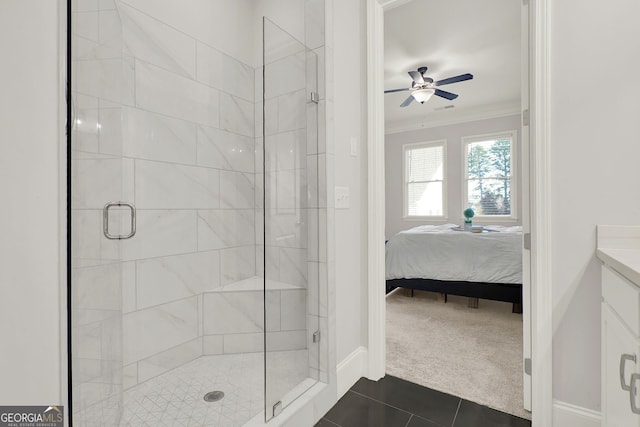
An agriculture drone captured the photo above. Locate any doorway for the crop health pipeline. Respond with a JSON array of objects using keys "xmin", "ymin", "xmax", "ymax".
[
  {"xmin": 365, "ymin": 0, "xmax": 553, "ymax": 425},
  {"xmin": 382, "ymin": 0, "xmax": 529, "ymax": 418}
]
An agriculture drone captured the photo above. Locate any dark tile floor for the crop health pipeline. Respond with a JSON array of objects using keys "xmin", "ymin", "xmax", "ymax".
[{"xmin": 315, "ymin": 375, "xmax": 531, "ymax": 427}]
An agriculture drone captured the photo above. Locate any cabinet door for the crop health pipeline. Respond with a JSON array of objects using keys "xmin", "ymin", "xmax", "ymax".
[{"xmin": 603, "ymin": 304, "xmax": 640, "ymax": 427}]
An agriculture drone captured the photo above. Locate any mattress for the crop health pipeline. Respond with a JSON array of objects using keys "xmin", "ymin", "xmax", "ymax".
[{"xmin": 385, "ymin": 224, "xmax": 523, "ymax": 284}]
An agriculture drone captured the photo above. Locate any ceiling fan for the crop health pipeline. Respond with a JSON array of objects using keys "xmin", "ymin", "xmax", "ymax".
[{"xmin": 385, "ymin": 66, "xmax": 474, "ymax": 107}]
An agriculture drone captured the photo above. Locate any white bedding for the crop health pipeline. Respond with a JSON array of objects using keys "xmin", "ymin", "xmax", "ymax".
[{"xmin": 385, "ymin": 224, "xmax": 523, "ymax": 284}]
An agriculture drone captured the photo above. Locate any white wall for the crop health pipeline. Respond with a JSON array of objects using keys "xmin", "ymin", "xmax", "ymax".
[
  {"xmin": 0, "ymin": 1, "xmax": 63, "ymax": 405},
  {"xmin": 333, "ymin": 0, "xmax": 367, "ymax": 364},
  {"xmin": 550, "ymin": 0, "xmax": 640, "ymax": 412},
  {"xmin": 385, "ymin": 115, "xmax": 521, "ymax": 239}
]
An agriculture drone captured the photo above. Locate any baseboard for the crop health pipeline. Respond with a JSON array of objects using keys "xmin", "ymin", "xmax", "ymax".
[
  {"xmin": 552, "ymin": 400, "xmax": 601, "ymax": 427},
  {"xmin": 336, "ymin": 346, "xmax": 368, "ymax": 398}
]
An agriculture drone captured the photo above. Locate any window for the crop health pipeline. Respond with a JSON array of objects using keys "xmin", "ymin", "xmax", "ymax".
[
  {"xmin": 403, "ymin": 141, "xmax": 446, "ymax": 217},
  {"xmin": 463, "ymin": 131, "xmax": 516, "ymax": 218}
]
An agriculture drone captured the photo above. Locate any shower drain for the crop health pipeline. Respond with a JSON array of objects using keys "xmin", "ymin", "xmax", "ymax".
[{"xmin": 203, "ymin": 391, "xmax": 225, "ymax": 402}]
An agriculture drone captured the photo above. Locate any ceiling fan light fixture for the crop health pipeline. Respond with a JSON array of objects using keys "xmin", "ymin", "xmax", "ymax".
[{"xmin": 412, "ymin": 88, "xmax": 435, "ymax": 104}]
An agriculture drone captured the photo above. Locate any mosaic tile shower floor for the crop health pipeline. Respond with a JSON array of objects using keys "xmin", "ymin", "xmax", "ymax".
[
  {"xmin": 121, "ymin": 353, "xmax": 264, "ymax": 427},
  {"xmin": 73, "ymin": 350, "xmax": 311, "ymax": 426},
  {"xmin": 121, "ymin": 349, "xmax": 309, "ymax": 427}
]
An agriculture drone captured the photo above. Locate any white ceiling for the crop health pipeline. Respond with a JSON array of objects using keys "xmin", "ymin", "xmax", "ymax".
[{"xmin": 384, "ymin": 0, "xmax": 521, "ymax": 133}]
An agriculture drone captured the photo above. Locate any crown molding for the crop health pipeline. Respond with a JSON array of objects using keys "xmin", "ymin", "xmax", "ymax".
[{"xmin": 385, "ymin": 102, "xmax": 521, "ymax": 135}]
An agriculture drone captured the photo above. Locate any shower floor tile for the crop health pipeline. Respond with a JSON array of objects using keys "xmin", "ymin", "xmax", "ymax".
[{"xmin": 121, "ymin": 350, "xmax": 309, "ymax": 427}]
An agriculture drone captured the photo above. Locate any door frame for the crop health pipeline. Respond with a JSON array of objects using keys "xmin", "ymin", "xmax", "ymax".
[{"xmin": 365, "ymin": 0, "xmax": 553, "ymax": 425}]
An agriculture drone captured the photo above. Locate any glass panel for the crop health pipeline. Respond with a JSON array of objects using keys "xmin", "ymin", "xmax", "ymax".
[
  {"xmin": 465, "ymin": 137, "xmax": 512, "ymax": 216},
  {"xmin": 406, "ymin": 145, "xmax": 443, "ymax": 182},
  {"xmin": 72, "ymin": 3, "xmax": 265, "ymax": 426},
  {"xmin": 407, "ymin": 182, "xmax": 443, "ymax": 216},
  {"xmin": 263, "ymin": 17, "xmax": 319, "ymax": 421},
  {"xmin": 466, "ymin": 138, "xmax": 512, "ymax": 180},
  {"xmin": 71, "ymin": 2, "xmax": 126, "ymax": 424},
  {"xmin": 467, "ymin": 178, "xmax": 511, "ymax": 215}
]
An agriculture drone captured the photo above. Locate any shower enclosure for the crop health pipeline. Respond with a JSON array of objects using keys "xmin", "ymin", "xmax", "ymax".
[{"xmin": 70, "ymin": 1, "xmax": 326, "ymax": 425}]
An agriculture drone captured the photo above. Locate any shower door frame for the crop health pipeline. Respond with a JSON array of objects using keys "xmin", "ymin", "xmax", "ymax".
[{"xmin": 64, "ymin": 0, "xmax": 73, "ymax": 423}]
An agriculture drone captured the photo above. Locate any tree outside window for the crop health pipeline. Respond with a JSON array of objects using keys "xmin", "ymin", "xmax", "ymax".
[{"xmin": 465, "ymin": 134, "xmax": 514, "ymax": 216}]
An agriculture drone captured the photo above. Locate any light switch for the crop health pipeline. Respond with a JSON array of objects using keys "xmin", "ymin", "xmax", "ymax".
[
  {"xmin": 335, "ymin": 186, "xmax": 350, "ymax": 209},
  {"xmin": 350, "ymin": 136, "xmax": 358, "ymax": 157}
]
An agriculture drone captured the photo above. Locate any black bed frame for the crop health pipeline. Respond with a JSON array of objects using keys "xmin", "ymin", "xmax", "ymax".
[{"xmin": 386, "ymin": 278, "xmax": 523, "ymax": 313}]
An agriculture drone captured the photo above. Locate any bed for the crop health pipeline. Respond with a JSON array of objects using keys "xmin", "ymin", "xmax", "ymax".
[{"xmin": 385, "ymin": 223, "xmax": 523, "ymax": 313}]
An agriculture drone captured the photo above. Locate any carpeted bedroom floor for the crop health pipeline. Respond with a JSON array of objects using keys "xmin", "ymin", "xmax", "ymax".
[{"xmin": 386, "ymin": 289, "xmax": 531, "ymax": 420}]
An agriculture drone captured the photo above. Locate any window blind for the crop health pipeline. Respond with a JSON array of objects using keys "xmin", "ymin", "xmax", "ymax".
[{"xmin": 405, "ymin": 144, "xmax": 444, "ymax": 216}]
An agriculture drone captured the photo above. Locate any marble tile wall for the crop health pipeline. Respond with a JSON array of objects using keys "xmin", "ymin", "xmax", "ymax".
[
  {"xmin": 113, "ymin": 2, "xmax": 259, "ymax": 389},
  {"xmin": 202, "ymin": 289, "xmax": 308, "ymax": 355}
]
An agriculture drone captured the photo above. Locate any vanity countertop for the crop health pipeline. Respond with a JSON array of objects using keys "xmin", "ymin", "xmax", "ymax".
[{"xmin": 596, "ymin": 225, "xmax": 640, "ymax": 285}]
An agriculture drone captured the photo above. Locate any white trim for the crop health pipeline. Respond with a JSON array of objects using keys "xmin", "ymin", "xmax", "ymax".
[
  {"xmin": 402, "ymin": 139, "xmax": 447, "ymax": 219},
  {"xmin": 337, "ymin": 347, "xmax": 369, "ymax": 399},
  {"xmin": 366, "ymin": 0, "xmax": 386, "ymax": 382},
  {"xmin": 385, "ymin": 104, "xmax": 521, "ymax": 135},
  {"xmin": 552, "ymin": 400, "xmax": 601, "ymax": 427},
  {"xmin": 520, "ymin": 0, "xmax": 532, "ymax": 410},
  {"xmin": 367, "ymin": 0, "xmax": 553, "ymax": 425},
  {"xmin": 461, "ymin": 129, "xmax": 518, "ymax": 221},
  {"xmin": 462, "ymin": 129, "xmax": 519, "ymax": 144},
  {"xmin": 402, "ymin": 217, "xmax": 451, "ymax": 222},
  {"xmin": 530, "ymin": 0, "xmax": 552, "ymax": 425}
]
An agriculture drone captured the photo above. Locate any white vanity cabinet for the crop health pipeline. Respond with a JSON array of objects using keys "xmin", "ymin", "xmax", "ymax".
[
  {"xmin": 602, "ymin": 267, "xmax": 640, "ymax": 426},
  {"xmin": 598, "ymin": 226, "xmax": 640, "ymax": 426}
]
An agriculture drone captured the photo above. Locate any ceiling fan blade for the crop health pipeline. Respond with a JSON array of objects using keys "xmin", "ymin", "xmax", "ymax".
[
  {"xmin": 434, "ymin": 89, "xmax": 459, "ymax": 100},
  {"xmin": 400, "ymin": 95, "xmax": 415, "ymax": 107},
  {"xmin": 435, "ymin": 73, "xmax": 473, "ymax": 86},
  {"xmin": 384, "ymin": 88, "xmax": 410, "ymax": 93},
  {"xmin": 408, "ymin": 70, "xmax": 424, "ymax": 84}
]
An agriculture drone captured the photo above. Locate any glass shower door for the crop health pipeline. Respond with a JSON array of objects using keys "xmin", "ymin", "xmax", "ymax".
[
  {"xmin": 71, "ymin": 4, "xmax": 322, "ymax": 425},
  {"xmin": 263, "ymin": 17, "xmax": 320, "ymax": 421},
  {"xmin": 70, "ymin": 3, "xmax": 128, "ymax": 424}
]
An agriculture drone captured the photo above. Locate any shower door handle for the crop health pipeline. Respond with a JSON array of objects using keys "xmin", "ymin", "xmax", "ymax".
[{"xmin": 103, "ymin": 202, "xmax": 136, "ymax": 240}]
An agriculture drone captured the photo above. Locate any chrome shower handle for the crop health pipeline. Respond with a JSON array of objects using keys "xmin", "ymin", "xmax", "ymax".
[
  {"xmin": 621, "ymin": 353, "xmax": 637, "ymax": 391},
  {"xmin": 103, "ymin": 202, "xmax": 136, "ymax": 240}
]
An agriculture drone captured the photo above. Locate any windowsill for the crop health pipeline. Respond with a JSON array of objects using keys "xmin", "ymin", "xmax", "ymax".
[
  {"xmin": 403, "ymin": 216, "xmax": 449, "ymax": 222},
  {"xmin": 471, "ymin": 216, "xmax": 519, "ymax": 225}
]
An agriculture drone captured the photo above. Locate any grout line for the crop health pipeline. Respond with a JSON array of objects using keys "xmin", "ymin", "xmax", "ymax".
[
  {"xmin": 348, "ymin": 390, "xmax": 414, "ymax": 417},
  {"xmin": 133, "ymin": 259, "xmax": 138, "ymax": 310},
  {"xmin": 450, "ymin": 399, "xmax": 462, "ymax": 427},
  {"xmin": 127, "ymin": 292, "xmax": 200, "ymax": 313},
  {"xmin": 403, "ymin": 414, "xmax": 413, "ymax": 427},
  {"xmin": 116, "ymin": 1, "xmax": 255, "ymax": 71}
]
